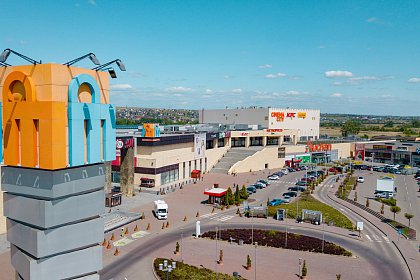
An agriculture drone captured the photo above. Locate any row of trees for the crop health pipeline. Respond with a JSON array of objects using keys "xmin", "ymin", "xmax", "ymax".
[
  {"xmin": 224, "ymin": 185, "xmax": 249, "ymax": 206},
  {"xmin": 341, "ymin": 120, "xmax": 419, "ymax": 137}
]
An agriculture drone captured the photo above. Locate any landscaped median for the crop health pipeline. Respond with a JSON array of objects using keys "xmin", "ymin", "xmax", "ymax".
[
  {"xmin": 201, "ymin": 229, "xmax": 352, "ymax": 257},
  {"xmin": 268, "ymin": 193, "xmax": 354, "ymax": 230},
  {"xmin": 153, "ymin": 258, "xmax": 237, "ymax": 280}
]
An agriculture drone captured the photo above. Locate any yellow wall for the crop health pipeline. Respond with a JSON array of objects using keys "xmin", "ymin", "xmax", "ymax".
[{"xmin": 229, "ymin": 147, "xmax": 286, "ymax": 173}]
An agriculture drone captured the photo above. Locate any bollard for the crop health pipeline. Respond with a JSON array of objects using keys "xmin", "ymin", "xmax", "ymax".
[
  {"xmin": 114, "ymin": 248, "xmax": 119, "ymax": 256},
  {"xmin": 106, "ymin": 241, "xmax": 111, "ymax": 250},
  {"xmin": 166, "ymin": 221, "xmax": 169, "ymax": 228},
  {"xmin": 110, "ymin": 233, "xmax": 115, "ymax": 241},
  {"xmin": 134, "ymin": 224, "xmax": 139, "ymax": 232},
  {"xmin": 147, "ymin": 223, "xmax": 151, "ymax": 230},
  {"xmin": 101, "ymin": 238, "xmax": 107, "ymax": 246},
  {"xmin": 212, "ymin": 207, "xmax": 215, "ymax": 213},
  {"xmin": 183, "ymin": 216, "xmax": 187, "ymax": 222},
  {"xmin": 162, "ymin": 222, "xmax": 165, "ymax": 229},
  {"xmin": 125, "ymin": 227, "xmax": 129, "ymax": 235},
  {"xmin": 196, "ymin": 211, "xmax": 200, "ymax": 218}
]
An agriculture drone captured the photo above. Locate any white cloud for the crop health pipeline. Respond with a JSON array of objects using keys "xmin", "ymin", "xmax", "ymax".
[
  {"xmin": 265, "ymin": 73, "xmax": 287, "ymax": 79},
  {"xmin": 173, "ymin": 93, "xmax": 183, "ymax": 97},
  {"xmin": 366, "ymin": 17, "xmax": 377, "ymax": 23},
  {"xmin": 331, "ymin": 93, "xmax": 343, "ymax": 98},
  {"xmin": 347, "ymin": 76, "xmax": 393, "ymax": 85},
  {"xmin": 224, "ymin": 75, "xmax": 233, "ymax": 79},
  {"xmin": 205, "ymin": 89, "xmax": 213, "ymax": 94},
  {"xmin": 110, "ymin": 84, "xmax": 133, "ymax": 90},
  {"xmin": 232, "ymin": 88, "xmax": 242, "ymax": 93},
  {"xmin": 287, "ymin": 90, "xmax": 300, "ymax": 95},
  {"xmin": 333, "ymin": 82, "xmax": 343, "ymax": 86},
  {"xmin": 325, "ymin": 70, "xmax": 353, "ymax": 78},
  {"xmin": 166, "ymin": 86, "xmax": 192, "ymax": 93},
  {"xmin": 366, "ymin": 17, "xmax": 385, "ymax": 24},
  {"xmin": 88, "ymin": 0, "xmax": 97, "ymax": 5},
  {"xmin": 258, "ymin": 64, "xmax": 272, "ymax": 68},
  {"xmin": 318, "ymin": 45, "xmax": 326, "ymax": 49},
  {"xmin": 408, "ymin": 77, "xmax": 420, "ymax": 83}
]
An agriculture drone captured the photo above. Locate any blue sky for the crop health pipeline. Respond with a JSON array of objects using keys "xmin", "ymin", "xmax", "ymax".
[{"xmin": 2, "ymin": 1, "xmax": 420, "ymax": 115}]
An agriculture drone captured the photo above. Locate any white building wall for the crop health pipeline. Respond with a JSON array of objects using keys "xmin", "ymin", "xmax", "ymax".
[
  {"xmin": 199, "ymin": 108, "xmax": 269, "ymax": 127},
  {"xmin": 268, "ymin": 108, "xmax": 320, "ymax": 140}
]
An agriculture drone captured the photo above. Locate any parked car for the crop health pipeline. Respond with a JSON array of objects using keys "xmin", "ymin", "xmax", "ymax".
[
  {"xmin": 268, "ymin": 174, "xmax": 280, "ymax": 180},
  {"xmin": 268, "ymin": 199, "xmax": 283, "ymax": 206},
  {"xmin": 282, "ymin": 195, "xmax": 291, "ymax": 203},
  {"xmin": 283, "ymin": 191, "xmax": 298, "ymax": 197},
  {"xmin": 300, "ymin": 165, "xmax": 309, "ymax": 170},
  {"xmin": 375, "ymin": 191, "xmax": 395, "ymax": 198},
  {"xmin": 247, "ymin": 186, "xmax": 257, "ymax": 193},
  {"xmin": 254, "ymin": 182, "xmax": 266, "ymax": 189},
  {"xmin": 296, "ymin": 181, "xmax": 309, "ymax": 186},
  {"xmin": 357, "ymin": 176, "xmax": 364, "ymax": 183},
  {"xmin": 287, "ymin": 167, "xmax": 296, "ymax": 172},
  {"xmin": 301, "ymin": 177, "xmax": 315, "ymax": 182},
  {"xmin": 281, "ymin": 169, "xmax": 289, "ymax": 175},
  {"xmin": 288, "ymin": 186, "xmax": 306, "ymax": 192},
  {"xmin": 373, "ymin": 166, "xmax": 384, "ymax": 172},
  {"xmin": 258, "ymin": 179, "xmax": 270, "ymax": 186},
  {"xmin": 328, "ymin": 167, "xmax": 337, "ymax": 172}
]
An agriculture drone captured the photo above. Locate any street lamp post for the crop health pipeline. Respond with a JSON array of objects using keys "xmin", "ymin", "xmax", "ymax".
[
  {"xmin": 251, "ymin": 209, "xmax": 254, "ymax": 245},
  {"xmin": 285, "ymin": 209, "xmax": 288, "ymax": 248},
  {"xmin": 215, "ymin": 226, "xmax": 218, "ymax": 276},
  {"xmin": 254, "ymin": 242, "xmax": 258, "ymax": 280},
  {"xmin": 181, "ymin": 229, "xmax": 184, "ymax": 263},
  {"xmin": 298, "ymin": 258, "xmax": 302, "ymax": 279},
  {"xmin": 321, "ymin": 218, "xmax": 325, "ymax": 253},
  {"xmin": 159, "ymin": 260, "xmax": 176, "ymax": 280}
]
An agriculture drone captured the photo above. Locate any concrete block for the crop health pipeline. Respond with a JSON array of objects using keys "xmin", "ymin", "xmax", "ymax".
[
  {"xmin": 1, "ymin": 164, "xmax": 105, "ymax": 199},
  {"xmin": 7, "ymin": 217, "xmax": 103, "ymax": 258},
  {"xmin": 11, "ymin": 244, "xmax": 102, "ymax": 280},
  {"xmin": 4, "ymin": 190, "xmax": 104, "ymax": 229}
]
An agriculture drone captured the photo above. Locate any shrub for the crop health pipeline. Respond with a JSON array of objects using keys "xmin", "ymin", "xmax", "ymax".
[{"xmin": 302, "ymin": 260, "xmax": 307, "ymax": 276}]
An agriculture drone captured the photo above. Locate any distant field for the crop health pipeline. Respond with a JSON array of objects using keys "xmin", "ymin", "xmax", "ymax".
[{"xmin": 320, "ymin": 127, "xmax": 406, "ymax": 138}]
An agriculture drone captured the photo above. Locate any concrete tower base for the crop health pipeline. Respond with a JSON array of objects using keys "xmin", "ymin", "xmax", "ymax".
[{"xmin": 2, "ymin": 164, "xmax": 105, "ymax": 280}]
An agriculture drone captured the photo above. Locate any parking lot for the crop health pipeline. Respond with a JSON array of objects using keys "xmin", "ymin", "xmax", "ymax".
[{"xmin": 348, "ymin": 169, "xmax": 420, "ymax": 230}]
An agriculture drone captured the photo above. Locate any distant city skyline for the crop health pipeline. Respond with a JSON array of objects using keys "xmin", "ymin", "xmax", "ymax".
[{"xmin": 2, "ymin": 1, "xmax": 420, "ymax": 116}]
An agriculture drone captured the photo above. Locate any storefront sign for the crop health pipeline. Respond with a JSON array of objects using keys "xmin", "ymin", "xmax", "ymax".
[
  {"xmin": 241, "ymin": 132, "xmax": 249, "ymax": 136},
  {"xmin": 141, "ymin": 138, "xmax": 161, "ymax": 142},
  {"xmin": 194, "ymin": 134, "xmax": 206, "ymax": 158},
  {"xmin": 219, "ymin": 131, "xmax": 231, "ymax": 138},
  {"xmin": 306, "ymin": 141, "xmax": 332, "ymax": 152},
  {"xmin": 116, "ymin": 138, "xmax": 135, "ymax": 149},
  {"xmin": 266, "ymin": 129, "xmax": 283, "ymax": 133},
  {"xmin": 355, "ymin": 143, "xmax": 365, "ymax": 161},
  {"xmin": 296, "ymin": 154, "xmax": 311, "ymax": 163},
  {"xmin": 271, "ymin": 112, "xmax": 285, "ymax": 122},
  {"xmin": 297, "ymin": 112, "xmax": 306, "ymax": 119},
  {"xmin": 286, "ymin": 112, "xmax": 296, "ymax": 118},
  {"xmin": 373, "ymin": 145, "xmax": 392, "ymax": 150}
]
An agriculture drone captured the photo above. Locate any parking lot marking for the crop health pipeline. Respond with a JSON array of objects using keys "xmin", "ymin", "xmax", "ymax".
[
  {"xmin": 209, "ymin": 214, "xmax": 235, "ymax": 222},
  {"xmin": 365, "ymin": 234, "xmax": 372, "ymax": 241},
  {"xmin": 382, "ymin": 236, "xmax": 391, "ymax": 243},
  {"xmin": 372, "ymin": 234, "xmax": 382, "ymax": 242}
]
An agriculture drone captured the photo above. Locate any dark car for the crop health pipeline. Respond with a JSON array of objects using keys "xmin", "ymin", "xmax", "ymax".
[
  {"xmin": 282, "ymin": 191, "xmax": 298, "ymax": 197},
  {"xmin": 247, "ymin": 186, "xmax": 257, "ymax": 193},
  {"xmin": 296, "ymin": 181, "xmax": 309, "ymax": 186},
  {"xmin": 301, "ymin": 177, "xmax": 315, "ymax": 182},
  {"xmin": 258, "ymin": 179, "xmax": 270, "ymax": 186},
  {"xmin": 288, "ymin": 186, "xmax": 306, "ymax": 192}
]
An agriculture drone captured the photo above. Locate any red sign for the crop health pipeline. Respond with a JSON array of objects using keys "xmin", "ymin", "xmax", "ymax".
[
  {"xmin": 266, "ymin": 129, "xmax": 283, "ymax": 132},
  {"xmin": 241, "ymin": 132, "xmax": 249, "ymax": 136},
  {"xmin": 306, "ymin": 141, "xmax": 332, "ymax": 152},
  {"xmin": 286, "ymin": 112, "xmax": 296, "ymax": 118},
  {"xmin": 355, "ymin": 143, "xmax": 365, "ymax": 160},
  {"xmin": 116, "ymin": 138, "xmax": 135, "ymax": 149},
  {"xmin": 271, "ymin": 112, "xmax": 285, "ymax": 122}
]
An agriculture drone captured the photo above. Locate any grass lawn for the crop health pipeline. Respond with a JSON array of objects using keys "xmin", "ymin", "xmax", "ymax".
[
  {"xmin": 268, "ymin": 193, "xmax": 354, "ymax": 230},
  {"xmin": 154, "ymin": 258, "xmax": 237, "ymax": 280}
]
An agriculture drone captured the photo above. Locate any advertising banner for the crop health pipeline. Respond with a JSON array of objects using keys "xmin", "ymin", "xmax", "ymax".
[
  {"xmin": 194, "ymin": 134, "xmax": 206, "ymax": 158},
  {"xmin": 296, "ymin": 154, "xmax": 311, "ymax": 163},
  {"xmin": 355, "ymin": 143, "xmax": 365, "ymax": 161}
]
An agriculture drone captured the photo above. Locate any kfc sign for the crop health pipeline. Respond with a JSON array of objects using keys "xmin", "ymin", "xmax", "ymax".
[
  {"xmin": 271, "ymin": 112, "xmax": 285, "ymax": 122},
  {"xmin": 286, "ymin": 112, "xmax": 296, "ymax": 118}
]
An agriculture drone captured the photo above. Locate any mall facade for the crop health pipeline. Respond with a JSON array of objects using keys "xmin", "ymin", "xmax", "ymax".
[{"xmin": 199, "ymin": 107, "xmax": 320, "ymax": 141}]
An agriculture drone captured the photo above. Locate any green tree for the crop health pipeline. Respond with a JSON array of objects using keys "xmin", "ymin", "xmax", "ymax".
[
  {"xmin": 390, "ymin": 206, "xmax": 401, "ymax": 221},
  {"xmin": 341, "ymin": 120, "xmax": 361, "ymax": 137},
  {"xmin": 246, "ymin": 255, "xmax": 252, "ymax": 269},
  {"xmin": 225, "ymin": 187, "xmax": 234, "ymax": 206},
  {"xmin": 239, "ymin": 185, "xmax": 249, "ymax": 200},
  {"xmin": 234, "ymin": 185, "xmax": 241, "ymax": 205},
  {"xmin": 383, "ymin": 121, "xmax": 394, "ymax": 128},
  {"xmin": 301, "ymin": 260, "xmax": 307, "ymax": 277},
  {"xmin": 405, "ymin": 213, "xmax": 414, "ymax": 228}
]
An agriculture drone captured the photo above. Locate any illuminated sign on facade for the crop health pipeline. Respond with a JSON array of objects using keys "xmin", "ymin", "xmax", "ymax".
[
  {"xmin": 266, "ymin": 129, "xmax": 283, "ymax": 133},
  {"xmin": 297, "ymin": 112, "xmax": 307, "ymax": 119},
  {"xmin": 286, "ymin": 112, "xmax": 296, "ymax": 118},
  {"xmin": 271, "ymin": 112, "xmax": 285, "ymax": 122},
  {"xmin": 116, "ymin": 138, "xmax": 135, "ymax": 149},
  {"xmin": 306, "ymin": 141, "xmax": 332, "ymax": 152}
]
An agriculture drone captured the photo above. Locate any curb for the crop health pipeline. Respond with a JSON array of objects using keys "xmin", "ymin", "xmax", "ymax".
[{"xmin": 152, "ymin": 258, "xmax": 161, "ymax": 280}]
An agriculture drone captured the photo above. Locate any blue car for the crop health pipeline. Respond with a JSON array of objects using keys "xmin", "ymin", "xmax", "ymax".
[{"xmin": 268, "ymin": 199, "xmax": 283, "ymax": 206}]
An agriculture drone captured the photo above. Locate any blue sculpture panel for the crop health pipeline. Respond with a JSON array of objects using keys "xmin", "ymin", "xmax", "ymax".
[{"xmin": 68, "ymin": 74, "xmax": 116, "ymax": 167}]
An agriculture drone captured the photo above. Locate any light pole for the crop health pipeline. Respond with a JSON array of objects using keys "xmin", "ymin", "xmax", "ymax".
[
  {"xmin": 321, "ymin": 217, "xmax": 325, "ymax": 253},
  {"xmin": 251, "ymin": 208, "xmax": 254, "ymax": 245},
  {"xmin": 296, "ymin": 179, "xmax": 300, "ymax": 222},
  {"xmin": 285, "ymin": 209, "xmax": 288, "ymax": 248},
  {"xmin": 371, "ymin": 152, "xmax": 375, "ymax": 173},
  {"xmin": 254, "ymin": 242, "xmax": 258, "ymax": 280},
  {"xmin": 215, "ymin": 226, "xmax": 218, "ymax": 276},
  {"xmin": 159, "ymin": 259, "xmax": 176, "ymax": 280},
  {"xmin": 181, "ymin": 229, "xmax": 184, "ymax": 263},
  {"xmin": 298, "ymin": 258, "xmax": 302, "ymax": 279}
]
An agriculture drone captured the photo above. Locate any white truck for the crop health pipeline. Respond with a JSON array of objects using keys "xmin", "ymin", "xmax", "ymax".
[
  {"xmin": 153, "ymin": 200, "xmax": 168, "ymax": 220},
  {"xmin": 375, "ymin": 177, "xmax": 395, "ymax": 198}
]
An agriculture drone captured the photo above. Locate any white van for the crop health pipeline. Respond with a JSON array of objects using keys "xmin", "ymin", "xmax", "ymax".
[{"xmin": 153, "ymin": 200, "xmax": 168, "ymax": 220}]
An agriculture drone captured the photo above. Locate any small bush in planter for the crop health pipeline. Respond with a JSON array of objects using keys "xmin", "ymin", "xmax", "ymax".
[
  {"xmin": 246, "ymin": 255, "xmax": 252, "ymax": 270},
  {"xmin": 301, "ymin": 260, "xmax": 307, "ymax": 278}
]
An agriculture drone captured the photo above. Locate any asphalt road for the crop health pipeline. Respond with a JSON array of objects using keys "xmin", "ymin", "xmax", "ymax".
[
  {"xmin": 100, "ymin": 171, "xmax": 409, "ymax": 280},
  {"xmin": 314, "ymin": 175, "xmax": 411, "ymax": 280}
]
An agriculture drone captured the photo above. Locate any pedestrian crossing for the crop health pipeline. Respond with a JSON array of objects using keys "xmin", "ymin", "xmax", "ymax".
[
  {"xmin": 200, "ymin": 212, "xmax": 235, "ymax": 222},
  {"xmin": 365, "ymin": 234, "xmax": 391, "ymax": 243}
]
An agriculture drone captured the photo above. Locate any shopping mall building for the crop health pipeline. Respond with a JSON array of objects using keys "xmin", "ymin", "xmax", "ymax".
[{"xmin": 199, "ymin": 107, "xmax": 320, "ymax": 141}]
